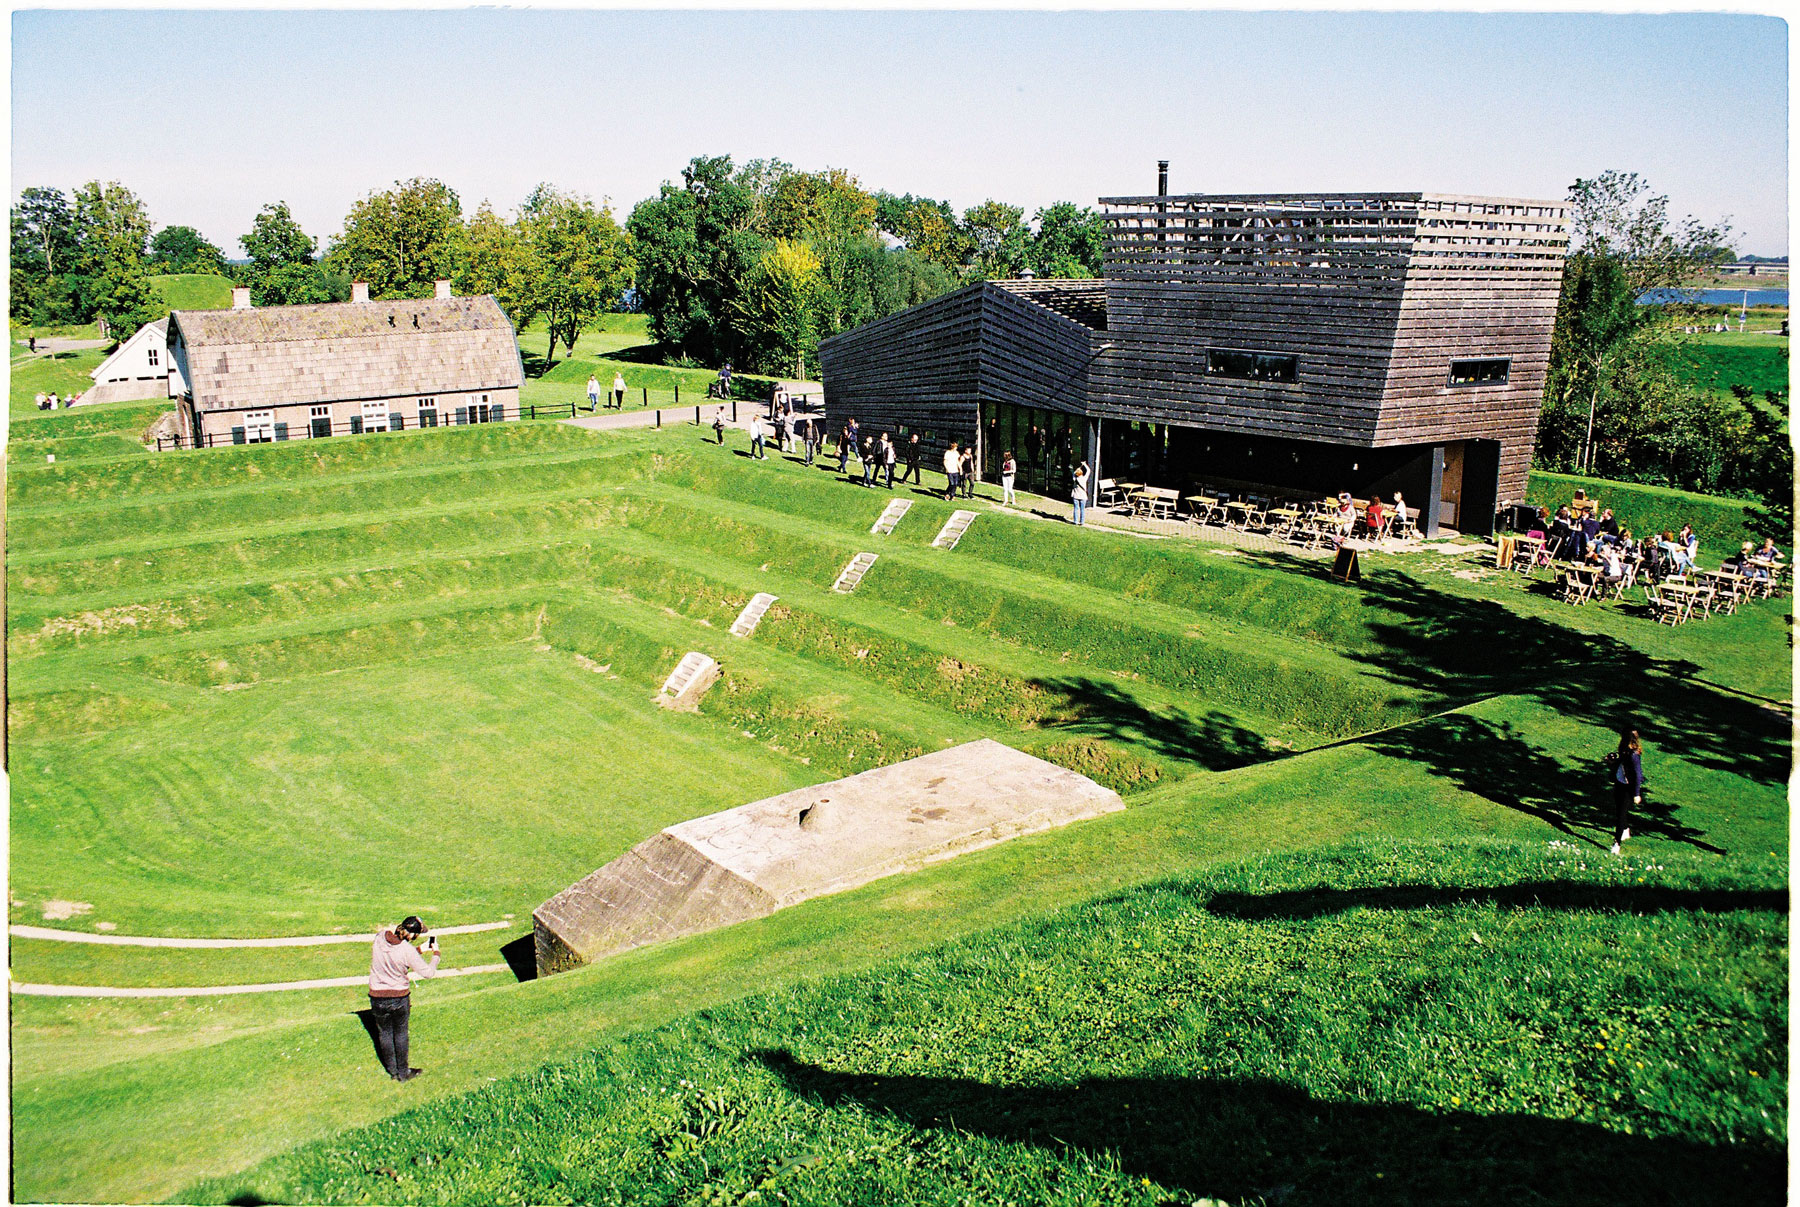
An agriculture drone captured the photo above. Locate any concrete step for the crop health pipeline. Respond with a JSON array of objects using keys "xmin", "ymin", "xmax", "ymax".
[
  {"xmin": 870, "ymin": 499, "xmax": 912, "ymax": 535},
  {"xmin": 931, "ymin": 510, "xmax": 979, "ymax": 550},
  {"xmin": 729, "ymin": 592, "xmax": 779, "ymax": 638},
  {"xmin": 832, "ymin": 552, "xmax": 879, "ymax": 593},
  {"xmin": 658, "ymin": 651, "xmax": 722, "ymax": 711}
]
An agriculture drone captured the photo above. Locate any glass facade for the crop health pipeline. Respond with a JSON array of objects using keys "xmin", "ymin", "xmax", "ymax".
[{"xmin": 980, "ymin": 402, "xmax": 1084, "ymax": 497}]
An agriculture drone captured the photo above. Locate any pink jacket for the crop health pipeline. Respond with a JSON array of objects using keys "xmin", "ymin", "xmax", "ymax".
[{"xmin": 369, "ymin": 929, "xmax": 440, "ymax": 997}]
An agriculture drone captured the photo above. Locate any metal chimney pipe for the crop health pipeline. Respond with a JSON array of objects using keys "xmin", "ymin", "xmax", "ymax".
[{"xmin": 1157, "ymin": 160, "xmax": 1169, "ymax": 196}]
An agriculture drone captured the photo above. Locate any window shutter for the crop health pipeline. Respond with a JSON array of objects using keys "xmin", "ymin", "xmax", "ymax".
[
  {"xmin": 351, "ymin": 416, "xmax": 363, "ymax": 435},
  {"xmin": 231, "ymin": 426, "xmax": 247, "ymax": 445},
  {"xmin": 455, "ymin": 407, "xmax": 468, "ymax": 425},
  {"xmin": 274, "ymin": 422, "xmax": 289, "ymax": 441},
  {"xmin": 389, "ymin": 412, "xmax": 404, "ymax": 431},
  {"xmin": 489, "ymin": 403, "xmax": 505, "ymax": 422}
]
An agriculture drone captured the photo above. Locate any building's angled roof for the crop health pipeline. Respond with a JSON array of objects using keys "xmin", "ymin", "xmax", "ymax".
[
  {"xmin": 990, "ymin": 278, "xmax": 1108, "ymax": 331},
  {"xmin": 90, "ymin": 317, "xmax": 168, "ymax": 383},
  {"xmin": 170, "ymin": 295, "xmax": 522, "ymax": 411}
]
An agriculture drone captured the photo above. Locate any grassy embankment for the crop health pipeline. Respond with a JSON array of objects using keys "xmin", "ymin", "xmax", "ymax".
[
  {"xmin": 191, "ymin": 840, "xmax": 1788, "ymax": 1207},
  {"xmin": 516, "ymin": 313, "xmax": 783, "ymax": 414},
  {"xmin": 5, "ymin": 404, "xmax": 1789, "ymax": 1202}
]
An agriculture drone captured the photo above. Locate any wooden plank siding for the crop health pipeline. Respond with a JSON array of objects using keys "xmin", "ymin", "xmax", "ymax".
[
  {"xmin": 820, "ymin": 190, "xmax": 1567, "ymax": 526},
  {"xmin": 819, "ymin": 281, "xmax": 1095, "ymax": 467}
]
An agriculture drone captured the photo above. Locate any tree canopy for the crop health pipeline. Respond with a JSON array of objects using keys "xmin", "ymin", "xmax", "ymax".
[
  {"xmin": 327, "ymin": 177, "xmax": 464, "ymax": 299},
  {"xmin": 148, "ymin": 225, "xmax": 230, "ymax": 275}
]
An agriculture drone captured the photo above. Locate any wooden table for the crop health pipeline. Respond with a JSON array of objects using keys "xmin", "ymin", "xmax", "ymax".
[
  {"xmin": 1512, "ymin": 534, "xmax": 1547, "ymax": 574},
  {"xmin": 1266, "ymin": 507, "xmax": 1301, "ymax": 534},
  {"xmin": 1132, "ymin": 488, "xmax": 1179, "ymax": 520},
  {"xmin": 1699, "ymin": 569, "xmax": 1750, "ymax": 613},
  {"xmin": 1558, "ymin": 564, "xmax": 1602, "ymax": 605},
  {"xmin": 1659, "ymin": 581, "xmax": 1714, "ymax": 621}
]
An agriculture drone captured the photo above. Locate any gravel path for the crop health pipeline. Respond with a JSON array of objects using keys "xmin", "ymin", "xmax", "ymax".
[
  {"xmin": 10, "ymin": 963, "xmax": 512, "ymax": 998},
  {"xmin": 9, "ymin": 919, "xmax": 515, "ymax": 948}
]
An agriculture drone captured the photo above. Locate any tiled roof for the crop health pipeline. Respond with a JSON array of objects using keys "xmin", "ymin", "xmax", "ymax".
[{"xmin": 171, "ymin": 295, "xmax": 522, "ymax": 411}]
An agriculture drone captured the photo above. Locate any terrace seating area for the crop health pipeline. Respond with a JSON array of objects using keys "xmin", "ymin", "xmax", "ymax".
[
  {"xmin": 1492, "ymin": 496, "xmax": 1788, "ymax": 625},
  {"xmin": 1092, "ymin": 479, "xmax": 1422, "ymax": 552}
]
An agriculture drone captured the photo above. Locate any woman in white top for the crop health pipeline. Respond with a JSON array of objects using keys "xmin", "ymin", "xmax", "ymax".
[{"xmin": 1000, "ymin": 450, "xmax": 1018, "ymax": 506}]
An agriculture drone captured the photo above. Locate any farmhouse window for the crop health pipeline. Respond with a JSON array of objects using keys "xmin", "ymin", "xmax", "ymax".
[
  {"xmin": 1205, "ymin": 349, "xmax": 1299, "ymax": 384},
  {"xmin": 147, "ymin": 347, "xmax": 159, "ymax": 367},
  {"xmin": 245, "ymin": 410, "xmax": 275, "ymax": 444},
  {"xmin": 361, "ymin": 400, "xmax": 389, "ymax": 433},
  {"xmin": 1449, "ymin": 358, "xmax": 1511, "ymax": 386},
  {"xmin": 310, "ymin": 405, "xmax": 331, "ymax": 439},
  {"xmin": 419, "ymin": 398, "xmax": 438, "ymax": 427}
]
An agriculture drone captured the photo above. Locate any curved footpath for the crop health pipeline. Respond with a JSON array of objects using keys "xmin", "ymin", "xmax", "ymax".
[
  {"xmin": 9, "ymin": 919, "xmax": 513, "ymax": 948},
  {"xmin": 11, "ymin": 963, "xmax": 513, "ymax": 998}
]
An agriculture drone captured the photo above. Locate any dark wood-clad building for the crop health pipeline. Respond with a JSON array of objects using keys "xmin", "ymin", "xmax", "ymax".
[{"xmin": 819, "ymin": 186, "xmax": 1569, "ymax": 535}]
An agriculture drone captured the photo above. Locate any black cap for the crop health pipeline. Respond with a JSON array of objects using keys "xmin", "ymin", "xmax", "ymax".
[{"xmin": 400, "ymin": 915, "xmax": 426, "ymax": 935}]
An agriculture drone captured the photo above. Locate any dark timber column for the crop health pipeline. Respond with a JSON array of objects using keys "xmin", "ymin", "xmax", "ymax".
[
  {"xmin": 1423, "ymin": 445, "xmax": 1444, "ymax": 538},
  {"xmin": 1085, "ymin": 417, "xmax": 1103, "ymax": 501}
]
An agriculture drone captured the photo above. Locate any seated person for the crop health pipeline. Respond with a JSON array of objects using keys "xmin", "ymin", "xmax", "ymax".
[
  {"xmin": 1657, "ymin": 529, "xmax": 1692, "ymax": 574},
  {"xmin": 1333, "ymin": 492, "xmax": 1356, "ymax": 534},
  {"xmin": 1677, "ymin": 524, "xmax": 1700, "ymax": 571},
  {"xmin": 1755, "ymin": 537, "xmax": 1783, "ymax": 566},
  {"xmin": 1731, "ymin": 542, "xmax": 1765, "ymax": 578},
  {"xmin": 1596, "ymin": 508, "xmax": 1620, "ymax": 537},
  {"xmin": 1365, "ymin": 495, "xmax": 1387, "ymax": 537},
  {"xmin": 1547, "ymin": 509, "xmax": 1578, "ymax": 559},
  {"xmin": 1598, "ymin": 544, "xmax": 1626, "ymax": 586}
]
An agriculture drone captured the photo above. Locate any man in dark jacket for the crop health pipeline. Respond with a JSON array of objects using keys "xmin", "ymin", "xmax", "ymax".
[{"xmin": 899, "ymin": 433, "xmax": 923, "ymax": 484}]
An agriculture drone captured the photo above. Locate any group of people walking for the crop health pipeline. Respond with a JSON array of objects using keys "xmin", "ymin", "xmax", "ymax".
[{"xmin": 585, "ymin": 372, "xmax": 629, "ymax": 411}]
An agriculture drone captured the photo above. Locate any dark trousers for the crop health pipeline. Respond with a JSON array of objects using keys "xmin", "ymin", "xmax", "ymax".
[
  {"xmin": 1612, "ymin": 783, "xmax": 1634, "ymax": 843},
  {"xmin": 862, "ymin": 458, "xmax": 874, "ymax": 486},
  {"xmin": 369, "ymin": 994, "xmax": 411, "ymax": 1077},
  {"xmin": 613, "ymin": 389, "xmax": 625, "ymax": 409},
  {"xmin": 752, "ymin": 434, "xmax": 765, "ymax": 459},
  {"xmin": 884, "ymin": 461, "xmax": 895, "ymax": 488},
  {"xmin": 900, "ymin": 460, "xmax": 920, "ymax": 484}
]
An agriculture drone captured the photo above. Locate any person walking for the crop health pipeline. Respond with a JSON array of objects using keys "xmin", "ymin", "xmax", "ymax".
[
  {"xmin": 749, "ymin": 413, "xmax": 768, "ymax": 460},
  {"xmin": 881, "ymin": 433, "xmax": 897, "ymax": 489},
  {"xmin": 942, "ymin": 441, "xmax": 962, "ymax": 501},
  {"xmin": 612, "ymin": 371, "xmax": 627, "ymax": 410},
  {"xmin": 586, "ymin": 374, "xmax": 601, "ymax": 412},
  {"xmin": 1072, "ymin": 460, "xmax": 1091, "ymax": 526},
  {"xmin": 960, "ymin": 446, "xmax": 976, "ymax": 499},
  {"xmin": 1607, "ymin": 729, "xmax": 1644, "ymax": 855},
  {"xmin": 900, "ymin": 433, "xmax": 922, "ymax": 485},
  {"xmin": 368, "ymin": 915, "xmax": 440, "ymax": 1082},
  {"xmin": 1000, "ymin": 450, "xmax": 1017, "ymax": 506},
  {"xmin": 837, "ymin": 425, "xmax": 852, "ymax": 473},
  {"xmin": 713, "ymin": 407, "xmax": 727, "ymax": 445},
  {"xmin": 860, "ymin": 435, "xmax": 877, "ymax": 486}
]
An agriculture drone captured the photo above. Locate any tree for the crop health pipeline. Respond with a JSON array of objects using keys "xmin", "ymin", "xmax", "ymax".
[
  {"xmin": 70, "ymin": 181, "xmax": 155, "ymax": 337},
  {"xmin": 10, "ymin": 186, "xmax": 78, "ymax": 320},
  {"xmin": 736, "ymin": 239, "xmax": 823, "ymax": 378},
  {"xmin": 148, "ymin": 225, "xmax": 229, "ymax": 275},
  {"xmin": 240, "ymin": 202, "xmax": 321, "ymax": 305},
  {"xmin": 513, "ymin": 184, "xmax": 635, "ymax": 362},
  {"xmin": 1029, "ymin": 202, "xmax": 1106, "ymax": 279},
  {"xmin": 1568, "ymin": 170, "xmax": 1731, "ymax": 295},
  {"xmin": 457, "ymin": 201, "xmax": 528, "ymax": 322},
  {"xmin": 327, "ymin": 177, "xmax": 464, "ymax": 299},
  {"xmin": 627, "ymin": 155, "xmax": 768, "ymax": 366},
  {"xmin": 889, "ymin": 198, "xmax": 971, "ymax": 274},
  {"xmin": 962, "ymin": 201, "xmax": 1029, "ymax": 279}
]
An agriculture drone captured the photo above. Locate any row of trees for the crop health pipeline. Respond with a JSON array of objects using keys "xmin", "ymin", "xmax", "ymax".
[
  {"xmin": 1538, "ymin": 169, "xmax": 1788, "ymax": 517},
  {"xmin": 11, "ymin": 161, "xmax": 1101, "ymax": 377}
]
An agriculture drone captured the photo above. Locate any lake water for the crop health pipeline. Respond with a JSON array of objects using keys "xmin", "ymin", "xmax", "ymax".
[{"xmin": 1639, "ymin": 288, "xmax": 1788, "ymax": 307}]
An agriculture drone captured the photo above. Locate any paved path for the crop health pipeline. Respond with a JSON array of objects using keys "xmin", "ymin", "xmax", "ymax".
[
  {"xmin": 9, "ymin": 919, "xmax": 514, "ymax": 948},
  {"xmin": 10, "ymin": 963, "xmax": 512, "ymax": 998},
  {"xmin": 17, "ymin": 336, "xmax": 109, "ymax": 355}
]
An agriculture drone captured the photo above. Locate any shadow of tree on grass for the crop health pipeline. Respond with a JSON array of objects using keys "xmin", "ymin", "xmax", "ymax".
[{"xmin": 755, "ymin": 1051, "xmax": 1784, "ymax": 1207}]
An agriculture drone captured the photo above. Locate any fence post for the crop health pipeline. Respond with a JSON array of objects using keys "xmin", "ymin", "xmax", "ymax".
[
  {"xmin": 674, "ymin": 383, "xmax": 680, "ymax": 407},
  {"xmin": 642, "ymin": 386, "xmax": 648, "ymax": 408},
  {"xmin": 695, "ymin": 406, "xmax": 700, "ymax": 426},
  {"xmin": 655, "ymin": 409, "xmax": 661, "ymax": 428},
  {"xmin": 732, "ymin": 400, "xmax": 738, "ymax": 423}
]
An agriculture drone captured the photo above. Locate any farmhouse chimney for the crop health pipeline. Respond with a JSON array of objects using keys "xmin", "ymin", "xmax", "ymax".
[
  {"xmin": 231, "ymin": 287, "xmax": 252, "ymax": 310},
  {"xmin": 352, "ymin": 281, "xmax": 370, "ymax": 303},
  {"xmin": 434, "ymin": 279, "xmax": 453, "ymax": 299}
]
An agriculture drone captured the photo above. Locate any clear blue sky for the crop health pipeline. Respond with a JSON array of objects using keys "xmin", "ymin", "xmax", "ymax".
[{"xmin": 11, "ymin": 10, "xmax": 1789, "ymax": 255}]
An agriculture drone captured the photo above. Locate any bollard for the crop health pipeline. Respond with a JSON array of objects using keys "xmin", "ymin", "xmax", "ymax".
[
  {"xmin": 732, "ymin": 400, "xmax": 738, "ymax": 423},
  {"xmin": 695, "ymin": 405, "xmax": 700, "ymax": 426},
  {"xmin": 655, "ymin": 409, "xmax": 661, "ymax": 428},
  {"xmin": 674, "ymin": 383, "xmax": 680, "ymax": 407},
  {"xmin": 642, "ymin": 386, "xmax": 648, "ymax": 408}
]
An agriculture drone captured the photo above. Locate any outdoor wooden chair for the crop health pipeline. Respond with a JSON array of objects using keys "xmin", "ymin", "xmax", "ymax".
[
  {"xmin": 1389, "ymin": 506, "xmax": 1417, "ymax": 541},
  {"xmin": 1644, "ymin": 583, "xmax": 1687, "ymax": 626},
  {"xmin": 1095, "ymin": 478, "xmax": 1124, "ymax": 509}
]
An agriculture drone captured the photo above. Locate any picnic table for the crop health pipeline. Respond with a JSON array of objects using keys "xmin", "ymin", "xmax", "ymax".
[
  {"xmin": 1266, "ymin": 506, "xmax": 1302, "ymax": 535},
  {"xmin": 1132, "ymin": 487, "xmax": 1180, "ymax": 520},
  {"xmin": 1512, "ymin": 534, "xmax": 1548, "ymax": 574},
  {"xmin": 1659, "ymin": 580, "xmax": 1715, "ymax": 621},
  {"xmin": 1556, "ymin": 564, "xmax": 1604, "ymax": 605},
  {"xmin": 1698, "ymin": 568, "xmax": 1749, "ymax": 614}
]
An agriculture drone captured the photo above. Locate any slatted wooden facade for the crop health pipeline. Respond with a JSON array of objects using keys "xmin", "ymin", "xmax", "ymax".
[
  {"xmin": 819, "ymin": 189, "xmax": 1568, "ymax": 533},
  {"xmin": 1095, "ymin": 192, "xmax": 1568, "ymax": 514},
  {"xmin": 817, "ymin": 279, "xmax": 1097, "ymax": 463}
]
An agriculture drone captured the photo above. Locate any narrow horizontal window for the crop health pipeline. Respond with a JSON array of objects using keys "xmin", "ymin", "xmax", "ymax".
[
  {"xmin": 1449, "ymin": 358, "xmax": 1510, "ymax": 386},
  {"xmin": 1206, "ymin": 348, "xmax": 1299, "ymax": 384}
]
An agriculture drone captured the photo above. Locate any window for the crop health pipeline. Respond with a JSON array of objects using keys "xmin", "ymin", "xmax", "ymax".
[
  {"xmin": 1449, "ymin": 358, "xmax": 1511, "ymax": 386},
  {"xmin": 147, "ymin": 347, "xmax": 160, "ymax": 367},
  {"xmin": 245, "ymin": 410, "xmax": 274, "ymax": 444},
  {"xmin": 1206, "ymin": 348, "xmax": 1299, "ymax": 384},
  {"xmin": 419, "ymin": 398, "xmax": 439, "ymax": 428},
  {"xmin": 361, "ymin": 400, "xmax": 388, "ymax": 433},
  {"xmin": 310, "ymin": 405, "xmax": 331, "ymax": 439}
]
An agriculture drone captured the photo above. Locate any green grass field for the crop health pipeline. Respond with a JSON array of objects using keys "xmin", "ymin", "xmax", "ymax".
[{"xmin": 6, "ymin": 403, "xmax": 1789, "ymax": 1202}]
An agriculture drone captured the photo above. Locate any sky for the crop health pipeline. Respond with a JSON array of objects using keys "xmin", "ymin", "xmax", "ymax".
[{"xmin": 10, "ymin": 9, "xmax": 1790, "ymax": 256}]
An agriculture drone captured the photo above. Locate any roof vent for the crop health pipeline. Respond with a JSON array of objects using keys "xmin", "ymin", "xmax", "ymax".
[
  {"xmin": 231, "ymin": 287, "xmax": 252, "ymax": 310},
  {"xmin": 434, "ymin": 279, "xmax": 452, "ymax": 299},
  {"xmin": 1018, "ymin": 266, "xmax": 1035, "ymax": 280},
  {"xmin": 352, "ymin": 281, "xmax": 370, "ymax": 304}
]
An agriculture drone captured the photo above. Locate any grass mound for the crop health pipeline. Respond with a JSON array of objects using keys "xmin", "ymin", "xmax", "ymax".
[
  {"xmin": 188, "ymin": 839, "xmax": 1787, "ymax": 1207},
  {"xmin": 152, "ymin": 273, "xmax": 236, "ymax": 311}
]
